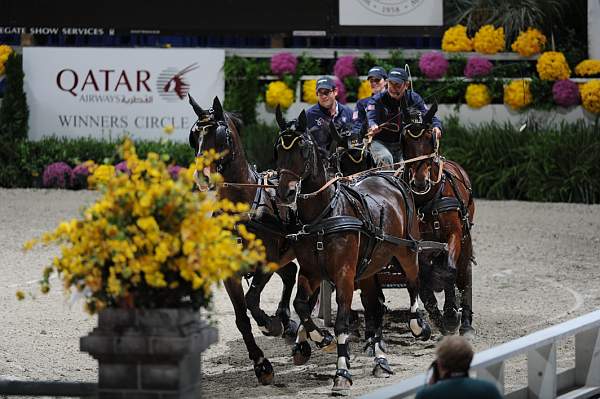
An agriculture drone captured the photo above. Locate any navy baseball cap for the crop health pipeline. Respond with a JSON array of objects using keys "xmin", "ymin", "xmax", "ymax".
[
  {"xmin": 367, "ymin": 66, "xmax": 387, "ymax": 80},
  {"xmin": 316, "ymin": 76, "xmax": 336, "ymax": 90},
  {"xmin": 388, "ymin": 68, "xmax": 409, "ymax": 84}
]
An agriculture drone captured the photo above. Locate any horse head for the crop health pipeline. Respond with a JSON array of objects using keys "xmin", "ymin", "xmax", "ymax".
[
  {"xmin": 188, "ymin": 95, "xmax": 242, "ymax": 174},
  {"xmin": 328, "ymin": 121, "xmax": 375, "ymax": 176},
  {"xmin": 273, "ymin": 107, "xmax": 318, "ymax": 205},
  {"xmin": 401, "ymin": 102, "xmax": 440, "ymax": 194}
]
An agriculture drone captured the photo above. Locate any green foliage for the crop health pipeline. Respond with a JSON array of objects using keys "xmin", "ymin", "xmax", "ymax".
[
  {"xmin": 296, "ymin": 54, "xmax": 322, "ymax": 76},
  {"xmin": 529, "ymin": 77, "xmax": 554, "ymax": 110},
  {"xmin": 343, "ymin": 76, "xmax": 360, "ymax": 103},
  {"xmin": 447, "ymin": 55, "xmax": 467, "ymax": 77},
  {"xmin": 239, "ymin": 122, "xmax": 278, "ymax": 171},
  {"xmin": 0, "ymin": 53, "xmax": 29, "ymax": 140},
  {"xmin": 223, "ymin": 56, "xmax": 260, "ymax": 124},
  {"xmin": 442, "ymin": 117, "xmax": 600, "ymax": 203}
]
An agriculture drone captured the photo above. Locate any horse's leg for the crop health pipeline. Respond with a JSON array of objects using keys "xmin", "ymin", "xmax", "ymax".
[
  {"xmin": 418, "ymin": 256, "xmax": 443, "ymax": 329},
  {"xmin": 332, "ymin": 271, "xmax": 356, "ymax": 393},
  {"xmin": 401, "ymin": 250, "xmax": 432, "ymax": 341},
  {"xmin": 292, "ymin": 274, "xmax": 335, "ymax": 365},
  {"xmin": 275, "ymin": 261, "xmax": 299, "ymax": 342},
  {"xmin": 457, "ymin": 236, "xmax": 475, "ymax": 336},
  {"xmin": 245, "ymin": 269, "xmax": 283, "ymax": 337},
  {"xmin": 223, "ymin": 277, "xmax": 274, "ymax": 385},
  {"xmin": 360, "ymin": 276, "xmax": 394, "ymax": 379}
]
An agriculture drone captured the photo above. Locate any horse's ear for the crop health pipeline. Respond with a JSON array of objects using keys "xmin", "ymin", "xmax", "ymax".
[
  {"xmin": 188, "ymin": 94, "xmax": 203, "ymax": 117},
  {"xmin": 423, "ymin": 101, "xmax": 438, "ymax": 124},
  {"xmin": 212, "ymin": 96, "xmax": 224, "ymax": 121},
  {"xmin": 297, "ymin": 110, "xmax": 307, "ymax": 133},
  {"xmin": 328, "ymin": 120, "xmax": 347, "ymax": 148},
  {"xmin": 275, "ymin": 105, "xmax": 286, "ymax": 131}
]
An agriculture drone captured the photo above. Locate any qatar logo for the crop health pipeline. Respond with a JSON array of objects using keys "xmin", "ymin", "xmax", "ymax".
[
  {"xmin": 156, "ymin": 63, "xmax": 199, "ymax": 102},
  {"xmin": 358, "ymin": 0, "xmax": 424, "ymax": 16}
]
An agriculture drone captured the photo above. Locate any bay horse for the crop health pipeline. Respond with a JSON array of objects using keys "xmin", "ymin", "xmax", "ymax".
[
  {"xmin": 274, "ymin": 107, "xmax": 432, "ymax": 394},
  {"xmin": 401, "ymin": 103, "xmax": 476, "ymax": 336},
  {"xmin": 188, "ymin": 95, "xmax": 298, "ymax": 384},
  {"xmin": 327, "ymin": 122, "xmax": 376, "ymax": 177}
]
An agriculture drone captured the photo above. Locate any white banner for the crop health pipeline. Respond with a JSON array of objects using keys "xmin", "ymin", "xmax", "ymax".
[
  {"xmin": 23, "ymin": 47, "xmax": 225, "ymax": 141},
  {"xmin": 339, "ymin": 0, "xmax": 443, "ymax": 26}
]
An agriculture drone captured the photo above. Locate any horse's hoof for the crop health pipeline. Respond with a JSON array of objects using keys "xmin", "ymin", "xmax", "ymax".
[
  {"xmin": 372, "ymin": 357, "xmax": 394, "ymax": 378},
  {"xmin": 459, "ymin": 324, "xmax": 476, "ymax": 337},
  {"xmin": 315, "ymin": 329, "xmax": 337, "ymax": 353},
  {"xmin": 410, "ymin": 312, "xmax": 432, "ymax": 341},
  {"xmin": 261, "ymin": 317, "xmax": 284, "ymax": 337},
  {"xmin": 292, "ymin": 341, "xmax": 311, "ymax": 365},
  {"xmin": 253, "ymin": 358, "xmax": 274, "ymax": 385},
  {"xmin": 443, "ymin": 308, "xmax": 460, "ymax": 334},
  {"xmin": 282, "ymin": 319, "xmax": 299, "ymax": 344},
  {"xmin": 332, "ymin": 369, "xmax": 353, "ymax": 395}
]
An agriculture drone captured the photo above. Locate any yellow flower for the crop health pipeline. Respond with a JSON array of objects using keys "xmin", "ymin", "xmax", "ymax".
[
  {"xmin": 580, "ymin": 80, "xmax": 600, "ymax": 114},
  {"xmin": 473, "ymin": 25, "xmax": 505, "ymax": 54},
  {"xmin": 357, "ymin": 80, "xmax": 373, "ymax": 100},
  {"xmin": 465, "ymin": 83, "xmax": 491, "ymax": 108},
  {"xmin": 536, "ymin": 51, "xmax": 571, "ymax": 81},
  {"xmin": 511, "ymin": 28, "xmax": 546, "ymax": 57},
  {"xmin": 16, "ymin": 290, "xmax": 25, "ymax": 300},
  {"xmin": 265, "ymin": 81, "xmax": 294, "ymax": 110},
  {"xmin": 504, "ymin": 80, "xmax": 533, "ymax": 110},
  {"xmin": 442, "ymin": 25, "xmax": 473, "ymax": 52},
  {"xmin": 0, "ymin": 45, "xmax": 13, "ymax": 76},
  {"xmin": 163, "ymin": 124, "xmax": 175, "ymax": 134},
  {"xmin": 88, "ymin": 164, "xmax": 115, "ymax": 188},
  {"xmin": 575, "ymin": 60, "xmax": 600, "ymax": 77},
  {"xmin": 302, "ymin": 80, "xmax": 317, "ymax": 104}
]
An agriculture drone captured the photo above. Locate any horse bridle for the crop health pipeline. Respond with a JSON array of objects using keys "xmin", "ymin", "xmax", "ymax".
[
  {"xmin": 191, "ymin": 112, "xmax": 236, "ymax": 173},
  {"xmin": 403, "ymin": 122, "xmax": 440, "ymax": 195},
  {"xmin": 274, "ymin": 127, "xmax": 319, "ymax": 208}
]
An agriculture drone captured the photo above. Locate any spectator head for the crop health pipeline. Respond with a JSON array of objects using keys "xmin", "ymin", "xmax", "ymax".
[
  {"xmin": 315, "ymin": 76, "xmax": 338, "ymax": 109},
  {"xmin": 436, "ymin": 336, "xmax": 474, "ymax": 375}
]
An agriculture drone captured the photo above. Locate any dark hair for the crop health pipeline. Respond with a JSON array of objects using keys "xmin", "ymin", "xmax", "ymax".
[{"xmin": 436, "ymin": 336, "xmax": 474, "ymax": 373}]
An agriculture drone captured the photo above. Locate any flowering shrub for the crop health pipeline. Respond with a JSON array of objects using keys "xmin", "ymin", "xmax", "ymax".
[
  {"xmin": 23, "ymin": 139, "xmax": 270, "ymax": 314},
  {"xmin": 302, "ymin": 80, "xmax": 317, "ymax": 104},
  {"xmin": 265, "ymin": 81, "xmax": 294, "ymax": 109},
  {"xmin": 42, "ymin": 162, "xmax": 73, "ymax": 189},
  {"xmin": 419, "ymin": 51, "xmax": 449, "ymax": 79},
  {"xmin": 473, "ymin": 25, "xmax": 505, "ymax": 54},
  {"xmin": 464, "ymin": 56, "xmax": 493, "ymax": 78},
  {"xmin": 504, "ymin": 80, "xmax": 533, "ymax": 110},
  {"xmin": 536, "ymin": 52, "xmax": 571, "ymax": 81},
  {"xmin": 334, "ymin": 56, "xmax": 357, "ymax": 80},
  {"xmin": 580, "ymin": 80, "xmax": 600, "ymax": 114},
  {"xmin": 0, "ymin": 44, "xmax": 13, "ymax": 75},
  {"xmin": 465, "ymin": 84, "xmax": 491, "ymax": 108},
  {"xmin": 552, "ymin": 80, "xmax": 580, "ymax": 107},
  {"xmin": 335, "ymin": 78, "xmax": 347, "ymax": 104},
  {"xmin": 357, "ymin": 80, "xmax": 372, "ymax": 100},
  {"xmin": 575, "ymin": 60, "xmax": 600, "ymax": 77},
  {"xmin": 72, "ymin": 161, "xmax": 96, "ymax": 190},
  {"xmin": 441, "ymin": 25, "xmax": 472, "ymax": 52},
  {"xmin": 270, "ymin": 52, "xmax": 298, "ymax": 75},
  {"xmin": 511, "ymin": 28, "xmax": 547, "ymax": 57}
]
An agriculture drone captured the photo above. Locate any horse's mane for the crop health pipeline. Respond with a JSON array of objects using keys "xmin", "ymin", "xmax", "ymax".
[{"xmin": 224, "ymin": 111, "xmax": 244, "ymax": 133}]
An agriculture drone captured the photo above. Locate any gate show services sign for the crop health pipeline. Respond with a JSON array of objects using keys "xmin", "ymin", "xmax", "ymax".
[{"xmin": 23, "ymin": 47, "xmax": 225, "ymax": 141}]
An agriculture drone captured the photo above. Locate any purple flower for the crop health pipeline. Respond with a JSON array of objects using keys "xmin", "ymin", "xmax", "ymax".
[
  {"xmin": 464, "ymin": 56, "xmax": 493, "ymax": 78},
  {"xmin": 270, "ymin": 52, "xmax": 298, "ymax": 75},
  {"xmin": 42, "ymin": 162, "xmax": 73, "ymax": 189},
  {"xmin": 552, "ymin": 79, "xmax": 580, "ymax": 107},
  {"xmin": 419, "ymin": 51, "xmax": 449, "ymax": 79},
  {"xmin": 72, "ymin": 163, "xmax": 92, "ymax": 189},
  {"xmin": 168, "ymin": 165, "xmax": 183, "ymax": 180},
  {"xmin": 115, "ymin": 161, "xmax": 130, "ymax": 175},
  {"xmin": 335, "ymin": 78, "xmax": 347, "ymax": 104},
  {"xmin": 334, "ymin": 56, "xmax": 357, "ymax": 80}
]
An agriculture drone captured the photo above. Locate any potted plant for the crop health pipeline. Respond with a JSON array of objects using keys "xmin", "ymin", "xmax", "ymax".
[{"xmin": 23, "ymin": 138, "xmax": 270, "ymax": 398}]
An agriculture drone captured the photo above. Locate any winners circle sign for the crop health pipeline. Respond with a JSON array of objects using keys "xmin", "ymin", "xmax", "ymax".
[
  {"xmin": 357, "ymin": 0, "xmax": 425, "ymax": 16},
  {"xmin": 339, "ymin": 0, "xmax": 442, "ymax": 26}
]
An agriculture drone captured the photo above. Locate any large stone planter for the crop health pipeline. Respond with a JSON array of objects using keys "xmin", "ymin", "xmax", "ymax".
[{"xmin": 80, "ymin": 308, "xmax": 218, "ymax": 399}]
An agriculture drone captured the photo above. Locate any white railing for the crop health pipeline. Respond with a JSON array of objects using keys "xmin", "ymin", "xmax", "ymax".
[{"xmin": 359, "ymin": 310, "xmax": 600, "ymax": 399}]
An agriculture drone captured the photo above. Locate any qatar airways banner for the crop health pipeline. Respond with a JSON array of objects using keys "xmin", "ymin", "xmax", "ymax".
[{"xmin": 23, "ymin": 47, "xmax": 225, "ymax": 141}]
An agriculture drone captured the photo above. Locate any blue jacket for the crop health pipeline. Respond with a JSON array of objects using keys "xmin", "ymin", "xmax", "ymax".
[
  {"xmin": 366, "ymin": 90, "xmax": 442, "ymax": 143},
  {"xmin": 352, "ymin": 97, "xmax": 370, "ymax": 138},
  {"xmin": 416, "ymin": 377, "xmax": 502, "ymax": 399},
  {"xmin": 306, "ymin": 102, "xmax": 353, "ymax": 152}
]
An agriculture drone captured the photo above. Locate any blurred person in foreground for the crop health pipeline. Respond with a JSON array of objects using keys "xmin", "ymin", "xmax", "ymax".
[{"xmin": 416, "ymin": 336, "xmax": 502, "ymax": 399}]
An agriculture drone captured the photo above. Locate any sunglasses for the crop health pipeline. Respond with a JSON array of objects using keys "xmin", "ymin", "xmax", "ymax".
[
  {"xmin": 368, "ymin": 77, "xmax": 383, "ymax": 83},
  {"xmin": 317, "ymin": 89, "xmax": 333, "ymax": 96}
]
